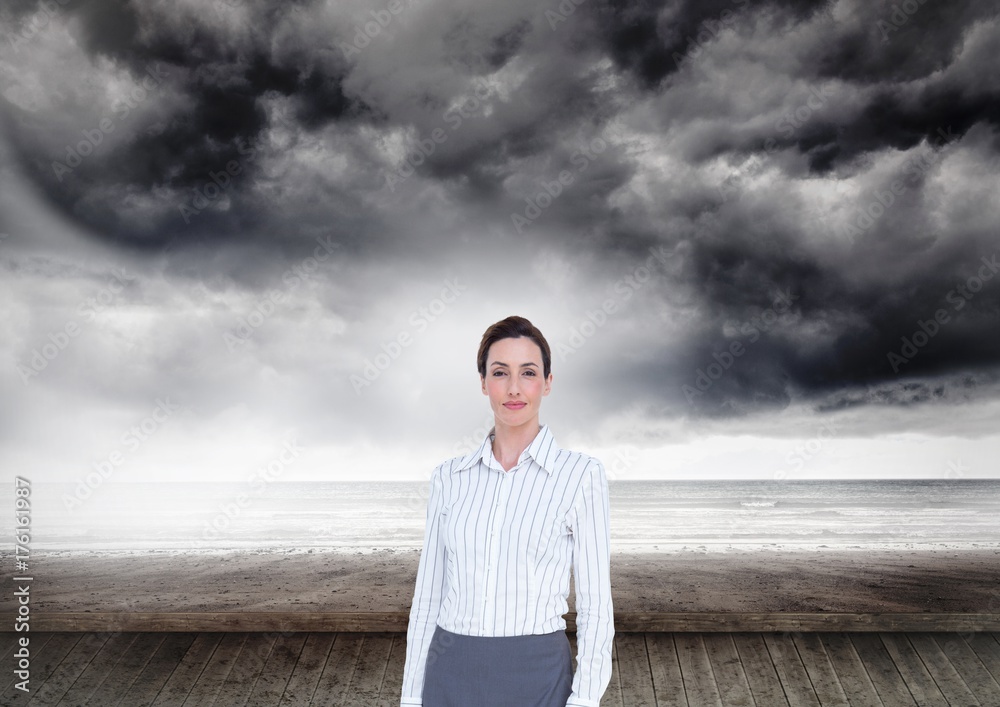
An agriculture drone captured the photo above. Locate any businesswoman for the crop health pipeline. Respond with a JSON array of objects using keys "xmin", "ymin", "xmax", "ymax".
[{"xmin": 400, "ymin": 315, "xmax": 614, "ymax": 707}]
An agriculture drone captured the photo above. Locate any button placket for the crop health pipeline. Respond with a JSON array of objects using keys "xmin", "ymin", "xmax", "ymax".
[{"xmin": 482, "ymin": 469, "xmax": 513, "ymax": 631}]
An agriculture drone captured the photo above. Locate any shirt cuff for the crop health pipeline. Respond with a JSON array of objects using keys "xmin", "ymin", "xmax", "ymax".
[
  {"xmin": 566, "ymin": 698, "xmax": 601, "ymax": 707},
  {"xmin": 400, "ymin": 699, "xmax": 422, "ymax": 706}
]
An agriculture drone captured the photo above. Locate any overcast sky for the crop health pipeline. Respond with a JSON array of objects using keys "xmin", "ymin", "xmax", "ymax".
[{"xmin": 1, "ymin": 0, "xmax": 999, "ymax": 485}]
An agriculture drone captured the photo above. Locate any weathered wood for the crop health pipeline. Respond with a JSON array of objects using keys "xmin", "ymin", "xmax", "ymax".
[
  {"xmin": 646, "ymin": 633, "xmax": 688, "ymax": 707},
  {"xmin": 310, "ymin": 632, "xmax": 364, "ymax": 707},
  {"xmin": 615, "ymin": 633, "xmax": 656, "ymax": 707},
  {"xmin": 0, "ymin": 632, "xmax": 53, "ymax": 698},
  {"xmin": 906, "ymin": 632, "xmax": 980, "ymax": 705},
  {"xmin": 214, "ymin": 632, "xmax": 277, "ymax": 705},
  {"xmin": 5, "ymin": 631, "xmax": 1000, "ymax": 705},
  {"xmin": 702, "ymin": 634, "xmax": 754, "ymax": 707},
  {"xmin": 849, "ymin": 633, "xmax": 916, "ymax": 707},
  {"xmin": 14, "ymin": 611, "xmax": 1000, "ymax": 632},
  {"xmin": 178, "ymin": 632, "xmax": 247, "ymax": 704},
  {"xmin": 246, "ymin": 632, "xmax": 307, "ymax": 706},
  {"xmin": 0, "ymin": 633, "xmax": 80, "ymax": 705},
  {"xmin": 376, "ymin": 633, "xmax": 407, "ymax": 707},
  {"xmin": 83, "ymin": 632, "xmax": 165, "ymax": 706},
  {"xmin": 27, "ymin": 631, "xmax": 117, "ymax": 705},
  {"xmin": 931, "ymin": 633, "xmax": 1000, "ymax": 704},
  {"xmin": 818, "ymin": 633, "xmax": 885, "ymax": 706},
  {"xmin": 117, "ymin": 632, "xmax": 198, "ymax": 707},
  {"xmin": 762, "ymin": 632, "xmax": 821, "ymax": 707},
  {"xmin": 150, "ymin": 632, "xmax": 224, "ymax": 706},
  {"xmin": 790, "ymin": 632, "xmax": 851, "ymax": 706},
  {"xmin": 674, "ymin": 634, "xmax": 723, "ymax": 706},
  {"xmin": 51, "ymin": 631, "xmax": 139, "ymax": 705},
  {"xmin": 877, "ymin": 633, "xmax": 949, "ymax": 707},
  {"xmin": 732, "ymin": 632, "xmax": 790, "ymax": 707},
  {"xmin": 965, "ymin": 632, "xmax": 1000, "ymax": 684},
  {"xmin": 278, "ymin": 632, "xmax": 335, "ymax": 706}
]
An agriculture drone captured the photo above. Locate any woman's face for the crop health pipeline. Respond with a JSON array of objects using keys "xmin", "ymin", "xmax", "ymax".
[{"xmin": 480, "ymin": 336, "xmax": 552, "ymax": 426}]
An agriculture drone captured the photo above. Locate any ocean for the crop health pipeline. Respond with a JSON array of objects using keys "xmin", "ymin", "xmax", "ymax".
[{"xmin": 6, "ymin": 479, "xmax": 1000, "ymax": 553}]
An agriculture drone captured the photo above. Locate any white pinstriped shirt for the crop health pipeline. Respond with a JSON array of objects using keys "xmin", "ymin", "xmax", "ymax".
[{"xmin": 400, "ymin": 423, "xmax": 614, "ymax": 707}]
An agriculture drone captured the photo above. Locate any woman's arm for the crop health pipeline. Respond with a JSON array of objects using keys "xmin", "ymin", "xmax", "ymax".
[
  {"xmin": 400, "ymin": 465, "xmax": 448, "ymax": 706},
  {"xmin": 567, "ymin": 459, "xmax": 615, "ymax": 707}
]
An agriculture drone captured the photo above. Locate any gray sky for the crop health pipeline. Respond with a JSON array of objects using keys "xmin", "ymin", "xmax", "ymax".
[{"xmin": 2, "ymin": 0, "xmax": 999, "ymax": 484}]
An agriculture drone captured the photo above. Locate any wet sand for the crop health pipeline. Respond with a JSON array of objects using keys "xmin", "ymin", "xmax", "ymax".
[{"xmin": 8, "ymin": 545, "xmax": 999, "ymax": 615}]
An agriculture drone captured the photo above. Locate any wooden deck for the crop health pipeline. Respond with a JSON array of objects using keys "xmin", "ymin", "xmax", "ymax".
[{"xmin": 3, "ymin": 630, "xmax": 999, "ymax": 705}]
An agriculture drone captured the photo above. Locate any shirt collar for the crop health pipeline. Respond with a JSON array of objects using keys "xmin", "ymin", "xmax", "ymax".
[{"xmin": 454, "ymin": 423, "xmax": 560, "ymax": 475}]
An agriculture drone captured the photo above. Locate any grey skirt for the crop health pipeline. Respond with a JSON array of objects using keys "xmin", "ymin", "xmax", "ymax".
[{"xmin": 422, "ymin": 624, "xmax": 573, "ymax": 707}]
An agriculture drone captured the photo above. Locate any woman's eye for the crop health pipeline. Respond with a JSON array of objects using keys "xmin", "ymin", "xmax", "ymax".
[{"xmin": 525, "ymin": 371, "xmax": 536, "ymax": 376}]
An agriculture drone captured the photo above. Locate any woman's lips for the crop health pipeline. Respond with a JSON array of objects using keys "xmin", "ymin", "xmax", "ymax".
[{"xmin": 504, "ymin": 402, "xmax": 526, "ymax": 409}]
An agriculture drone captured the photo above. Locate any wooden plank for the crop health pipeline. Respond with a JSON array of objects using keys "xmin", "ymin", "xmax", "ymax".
[
  {"xmin": 906, "ymin": 633, "xmax": 981, "ymax": 705},
  {"xmin": 119, "ymin": 633, "xmax": 199, "ymax": 707},
  {"xmin": 214, "ymin": 632, "xmax": 277, "ymax": 705},
  {"xmin": 818, "ymin": 633, "xmax": 884, "ymax": 707},
  {"xmin": 179, "ymin": 631, "xmax": 247, "ymax": 705},
  {"xmin": 51, "ymin": 631, "xmax": 141, "ymax": 706},
  {"xmin": 150, "ymin": 633, "xmax": 224, "ymax": 706},
  {"xmin": 932, "ymin": 633, "xmax": 1000, "ymax": 703},
  {"xmin": 762, "ymin": 632, "xmax": 821, "ymax": 707},
  {"xmin": 791, "ymin": 632, "xmax": 850, "ymax": 706},
  {"xmin": 674, "ymin": 634, "xmax": 723, "ymax": 706},
  {"xmin": 349, "ymin": 633, "xmax": 394, "ymax": 704},
  {"xmin": 877, "ymin": 633, "xmax": 948, "ymax": 707},
  {"xmin": 246, "ymin": 632, "xmax": 307, "ymax": 706},
  {"xmin": 849, "ymin": 633, "xmax": 915, "ymax": 707},
  {"xmin": 733, "ymin": 633, "xmax": 789, "ymax": 707},
  {"xmin": 0, "ymin": 632, "xmax": 54, "ymax": 697},
  {"xmin": 309, "ymin": 632, "xmax": 364, "ymax": 707},
  {"xmin": 702, "ymin": 634, "xmax": 754, "ymax": 707},
  {"xmin": 279, "ymin": 632, "xmax": 335, "ymax": 706},
  {"xmin": 0, "ymin": 633, "xmax": 81, "ymax": 705},
  {"xmin": 965, "ymin": 632, "xmax": 1000, "ymax": 684},
  {"xmin": 377, "ymin": 633, "xmax": 406, "ymax": 707},
  {"xmin": 27, "ymin": 631, "xmax": 114, "ymax": 706},
  {"xmin": 615, "ymin": 633, "xmax": 656, "ymax": 707},
  {"xmin": 84, "ymin": 632, "xmax": 165, "ymax": 705},
  {"xmin": 604, "ymin": 636, "xmax": 624, "ymax": 707},
  {"xmin": 15, "ymin": 611, "xmax": 1000, "ymax": 632},
  {"xmin": 645, "ymin": 633, "xmax": 687, "ymax": 707}
]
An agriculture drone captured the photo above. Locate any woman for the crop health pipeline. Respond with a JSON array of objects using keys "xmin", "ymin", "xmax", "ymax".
[{"xmin": 400, "ymin": 315, "xmax": 614, "ymax": 707}]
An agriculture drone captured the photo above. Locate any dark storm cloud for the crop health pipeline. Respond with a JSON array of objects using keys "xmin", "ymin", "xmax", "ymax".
[
  {"xmin": 2, "ymin": 0, "xmax": 374, "ymax": 249},
  {"xmin": 2, "ymin": 0, "xmax": 999, "ymax": 423}
]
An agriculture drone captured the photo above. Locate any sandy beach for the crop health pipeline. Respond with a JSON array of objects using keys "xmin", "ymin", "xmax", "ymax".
[{"xmin": 8, "ymin": 544, "xmax": 999, "ymax": 615}]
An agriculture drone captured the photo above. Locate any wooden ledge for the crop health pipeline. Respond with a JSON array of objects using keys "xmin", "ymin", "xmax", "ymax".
[{"xmin": 4, "ymin": 612, "xmax": 999, "ymax": 632}]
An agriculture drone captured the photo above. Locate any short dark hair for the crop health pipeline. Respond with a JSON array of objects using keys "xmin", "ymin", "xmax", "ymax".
[{"xmin": 477, "ymin": 316, "xmax": 551, "ymax": 381}]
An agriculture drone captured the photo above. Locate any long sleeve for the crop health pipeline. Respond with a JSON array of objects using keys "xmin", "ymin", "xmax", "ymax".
[
  {"xmin": 400, "ymin": 465, "xmax": 448, "ymax": 706},
  {"xmin": 567, "ymin": 459, "xmax": 615, "ymax": 707}
]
